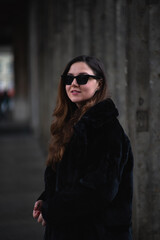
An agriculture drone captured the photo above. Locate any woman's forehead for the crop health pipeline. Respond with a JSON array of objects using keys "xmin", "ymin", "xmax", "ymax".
[{"xmin": 68, "ymin": 62, "xmax": 94, "ymax": 75}]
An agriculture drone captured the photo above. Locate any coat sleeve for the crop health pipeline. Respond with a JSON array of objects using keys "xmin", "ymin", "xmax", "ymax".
[
  {"xmin": 37, "ymin": 191, "xmax": 47, "ymax": 201},
  {"xmin": 42, "ymin": 124, "xmax": 133, "ymax": 224},
  {"xmin": 37, "ymin": 166, "xmax": 56, "ymax": 201}
]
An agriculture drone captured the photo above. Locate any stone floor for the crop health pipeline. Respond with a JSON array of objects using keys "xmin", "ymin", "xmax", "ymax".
[{"xmin": 0, "ymin": 124, "xmax": 46, "ymax": 240}]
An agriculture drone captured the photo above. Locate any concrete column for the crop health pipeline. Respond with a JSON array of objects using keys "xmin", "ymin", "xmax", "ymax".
[
  {"xmin": 73, "ymin": 0, "xmax": 91, "ymax": 56},
  {"xmin": 28, "ymin": 0, "xmax": 39, "ymax": 134},
  {"xmin": 127, "ymin": 0, "xmax": 160, "ymax": 239},
  {"xmin": 126, "ymin": 2, "xmax": 139, "ymax": 238},
  {"xmin": 103, "ymin": 0, "xmax": 116, "ymax": 101},
  {"xmin": 36, "ymin": 0, "xmax": 51, "ymax": 148},
  {"xmin": 90, "ymin": 0, "xmax": 106, "ymax": 58},
  {"xmin": 148, "ymin": 2, "xmax": 160, "ymax": 239},
  {"xmin": 115, "ymin": 0, "xmax": 128, "ymax": 130},
  {"xmin": 13, "ymin": 21, "xmax": 29, "ymax": 123}
]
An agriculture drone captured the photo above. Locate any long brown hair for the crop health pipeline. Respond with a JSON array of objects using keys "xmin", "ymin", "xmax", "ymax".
[{"xmin": 47, "ymin": 55, "xmax": 108, "ymax": 169}]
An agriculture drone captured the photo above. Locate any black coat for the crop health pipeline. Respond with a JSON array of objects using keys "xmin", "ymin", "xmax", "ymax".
[{"xmin": 39, "ymin": 99, "xmax": 133, "ymax": 240}]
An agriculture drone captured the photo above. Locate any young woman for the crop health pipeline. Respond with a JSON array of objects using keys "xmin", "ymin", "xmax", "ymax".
[{"xmin": 33, "ymin": 55, "xmax": 133, "ymax": 240}]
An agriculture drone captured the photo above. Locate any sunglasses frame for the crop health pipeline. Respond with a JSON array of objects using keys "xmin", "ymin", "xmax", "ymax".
[{"xmin": 61, "ymin": 74, "xmax": 101, "ymax": 85}]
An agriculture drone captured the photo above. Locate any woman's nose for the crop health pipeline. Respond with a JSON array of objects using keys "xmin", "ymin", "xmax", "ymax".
[{"xmin": 71, "ymin": 77, "xmax": 78, "ymax": 86}]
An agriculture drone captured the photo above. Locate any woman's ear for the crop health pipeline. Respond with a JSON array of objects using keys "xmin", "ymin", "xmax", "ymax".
[
  {"xmin": 97, "ymin": 79, "xmax": 102, "ymax": 90},
  {"xmin": 95, "ymin": 80, "xmax": 102, "ymax": 93}
]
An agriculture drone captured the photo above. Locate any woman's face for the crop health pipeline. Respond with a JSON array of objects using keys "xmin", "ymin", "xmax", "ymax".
[{"xmin": 65, "ymin": 62, "xmax": 99, "ymax": 107}]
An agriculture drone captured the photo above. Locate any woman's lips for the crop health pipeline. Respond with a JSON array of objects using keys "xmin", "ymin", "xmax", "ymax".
[{"xmin": 71, "ymin": 90, "xmax": 81, "ymax": 95}]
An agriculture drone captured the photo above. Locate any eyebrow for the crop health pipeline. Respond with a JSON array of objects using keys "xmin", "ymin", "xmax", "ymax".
[{"xmin": 67, "ymin": 72, "xmax": 90, "ymax": 75}]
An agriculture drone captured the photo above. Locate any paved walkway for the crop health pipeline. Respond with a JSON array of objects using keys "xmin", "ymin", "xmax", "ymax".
[{"xmin": 0, "ymin": 125, "xmax": 46, "ymax": 240}]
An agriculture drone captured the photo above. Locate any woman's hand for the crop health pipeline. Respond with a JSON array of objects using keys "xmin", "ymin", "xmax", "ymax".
[{"xmin": 33, "ymin": 200, "xmax": 46, "ymax": 226}]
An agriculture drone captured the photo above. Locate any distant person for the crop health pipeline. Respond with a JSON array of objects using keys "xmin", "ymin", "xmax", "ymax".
[
  {"xmin": 0, "ymin": 90, "xmax": 9, "ymax": 118},
  {"xmin": 33, "ymin": 55, "xmax": 134, "ymax": 240}
]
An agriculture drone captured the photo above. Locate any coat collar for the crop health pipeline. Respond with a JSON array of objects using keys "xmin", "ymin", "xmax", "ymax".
[{"xmin": 74, "ymin": 98, "xmax": 119, "ymax": 131}]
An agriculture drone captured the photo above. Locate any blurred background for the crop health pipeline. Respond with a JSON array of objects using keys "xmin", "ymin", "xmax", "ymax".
[{"xmin": 0, "ymin": 0, "xmax": 159, "ymax": 239}]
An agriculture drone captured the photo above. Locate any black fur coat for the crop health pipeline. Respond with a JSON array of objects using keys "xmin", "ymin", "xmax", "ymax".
[{"xmin": 39, "ymin": 99, "xmax": 133, "ymax": 240}]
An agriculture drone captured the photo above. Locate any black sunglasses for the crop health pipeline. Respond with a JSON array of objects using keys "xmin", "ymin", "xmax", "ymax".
[{"xmin": 61, "ymin": 74, "xmax": 101, "ymax": 85}]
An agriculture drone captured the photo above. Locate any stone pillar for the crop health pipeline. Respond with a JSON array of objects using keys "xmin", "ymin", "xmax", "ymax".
[
  {"xmin": 148, "ymin": 1, "xmax": 160, "ymax": 239},
  {"xmin": 103, "ymin": 1, "xmax": 116, "ymax": 100},
  {"xmin": 28, "ymin": 0, "xmax": 40, "ymax": 135},
  {"xmin": 13, "ymin": 20, "xmax": 29, "ymax": 123},
  {"xmin": 114, "ymin": 0, "xmax": 128, "ymax": 130},
  {"xmin": 36, "ymin": 0, "xmax": 51, "ymax": 147},
  {"xmin": 127, "ymin": 0, "xmax": 160, "ymax": 239}
]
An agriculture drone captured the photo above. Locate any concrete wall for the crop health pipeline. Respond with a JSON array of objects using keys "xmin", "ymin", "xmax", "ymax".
[
  {"xmin": 127, "ymin": 1, "xmax": 160, "ymax": 239},
  {"xmin": 28, "ymin": 0, "xmax": 160, "ymax": 239}
]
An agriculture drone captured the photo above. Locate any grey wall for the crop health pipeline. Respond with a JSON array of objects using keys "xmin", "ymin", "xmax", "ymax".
[{"xmin": 28, "ymin": 0, "xmax": 160, "ymax": 239}]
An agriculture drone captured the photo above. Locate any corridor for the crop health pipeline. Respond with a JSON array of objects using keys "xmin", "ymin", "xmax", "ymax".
[{"xmin": 0, "ymin": 125, "xmax": 46, "ymax": 239}]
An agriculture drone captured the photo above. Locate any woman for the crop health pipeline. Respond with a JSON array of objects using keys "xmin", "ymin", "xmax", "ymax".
[{"xmin": 33, "ymin": 55, "xmax": 133, "ymax": 240}]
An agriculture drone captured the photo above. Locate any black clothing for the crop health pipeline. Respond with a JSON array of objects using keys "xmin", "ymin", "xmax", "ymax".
[{"xmin": 39, "ymin": 98, "xmax": 133, "ymax": 240}]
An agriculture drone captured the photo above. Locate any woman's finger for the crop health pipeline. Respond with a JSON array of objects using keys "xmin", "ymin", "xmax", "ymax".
[
  {"xmin": 37, "ymin": 213, "xmax": 46, "ymax": 226},
  {"xmin": 33, "ymin": 209, "xmax": 40, "ymax": 219},
  {"xmin": 42, "ymin": 219, "xmax": 46, "ymax": 226},
  {"xmin": 37, "ymin": 213, "xmax": 43, "ymax": 223}
]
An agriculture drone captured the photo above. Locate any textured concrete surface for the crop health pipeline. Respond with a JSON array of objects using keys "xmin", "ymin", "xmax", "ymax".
[
  {"xmin": 28, "ymin": 1, "xmax": 160, "ymax": 239},
  {"xmin": 0, "ymin": 126, "xmax": 46, "ymax": 240}
]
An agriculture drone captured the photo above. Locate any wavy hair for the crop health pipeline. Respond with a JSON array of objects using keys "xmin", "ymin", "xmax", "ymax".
[{"xmin": 47, "ymin": 55, "xmax": 108, "ymax": 169}]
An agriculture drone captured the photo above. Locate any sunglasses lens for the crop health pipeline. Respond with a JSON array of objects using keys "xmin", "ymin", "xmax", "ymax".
[
  {"xmin": 77, "ymin": 75, "xmax": 89, "ymax": 85},
  {"xmin": 62, "ymin": 74, "xmax": 92, "ymax": 85},
  {"xmin": 64, "ymin": 75, "xmax": 74, "ymax": 85}
]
